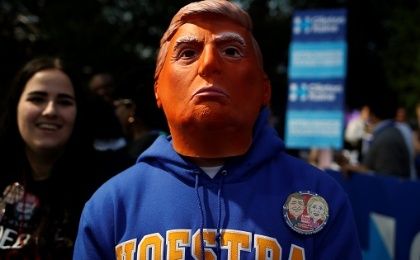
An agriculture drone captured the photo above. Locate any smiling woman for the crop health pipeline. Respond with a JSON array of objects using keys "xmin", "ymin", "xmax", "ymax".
[
  {"xmin": 17, "ymin": 69, "xmax": 77, "ymax": 170},
  {"xmin": 0, "ymin": 57, "xmax": 97, "ymax": 259}
]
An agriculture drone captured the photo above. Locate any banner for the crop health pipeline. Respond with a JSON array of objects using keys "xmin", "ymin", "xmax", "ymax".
[
  {"xmin": 285, "ymin": 9, "xmax": 347, "ymax": 149},
  {"xmin": 327, "ymin": 170, "xmax": 420, "ymax": 260}
]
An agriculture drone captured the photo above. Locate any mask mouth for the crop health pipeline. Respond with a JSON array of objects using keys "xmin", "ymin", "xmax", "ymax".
[{"xmin": 191, "ymin": 85, "xmax": 230, "ymax": 99}]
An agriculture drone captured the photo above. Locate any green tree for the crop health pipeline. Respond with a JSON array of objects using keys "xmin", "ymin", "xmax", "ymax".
[
  {"xmin": 381, "ymin": 2, "xmax": 420, "ymax": 115},
  {"xmin": 1, "ymin": 0, "xmax": 419, "ymax": 118}
]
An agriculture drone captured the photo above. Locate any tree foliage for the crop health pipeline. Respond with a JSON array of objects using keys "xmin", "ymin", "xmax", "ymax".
[
  {"xmin": 381, "ymin": 1, "xmax": 420, "ymax": 113},
  {"xmin": 1, "ymin": 0, "xmax": 419, "ymax": 118}
]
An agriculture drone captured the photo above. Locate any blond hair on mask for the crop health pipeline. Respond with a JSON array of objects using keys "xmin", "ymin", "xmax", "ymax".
[{"xmin": 154, "ymin": 0, "xmax": 264, "ymax": 82}]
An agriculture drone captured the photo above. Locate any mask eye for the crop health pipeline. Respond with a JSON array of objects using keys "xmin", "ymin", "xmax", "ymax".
[
  {"xmin": 179, "ymin": 49, "xmax": 198, "ymax": 60},
  {"xmin": 224, "ymin": 47, "xmax": 241, "ymax": 57},
  {"xmin": 221, "ymin": 45, "xmax": 244, "ymax": 60},
  {"xmin": 172, "ymin": 39, "xmax": 201, "ymax": 63}
]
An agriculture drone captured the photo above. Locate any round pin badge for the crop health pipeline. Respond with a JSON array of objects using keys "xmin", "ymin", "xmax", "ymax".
[{"xmin": 283, "ymin": 191, "xmax": 329, "ymax": 235}]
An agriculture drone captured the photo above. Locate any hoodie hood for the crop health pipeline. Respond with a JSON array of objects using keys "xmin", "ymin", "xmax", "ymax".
[
  {"xmin": 137, "ymin": 106, "xmax": 285, "ymax": 185},
  {"xmin": 75, "ymin": 108, "xmax": 362, "ymax": 260}
]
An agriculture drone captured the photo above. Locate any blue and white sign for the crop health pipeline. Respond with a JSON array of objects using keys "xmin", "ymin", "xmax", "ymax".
[
  {"xmin": 285, "ymin": 110, "xmax": 344, "ymax": 148},
  {"xmin": 285, "ymin": 8, "xmax": 347, "ymax": 149},
  {"xmin": 292, "ymin": 9, "xmax": 347, "ymax": 41},
  {"xmin": 288, "ymin": 79, "xmax": 344, "ymax": 110},
  {"xmin": 288, "ymin": 41, "xmax": 347, "ymax": 79}
]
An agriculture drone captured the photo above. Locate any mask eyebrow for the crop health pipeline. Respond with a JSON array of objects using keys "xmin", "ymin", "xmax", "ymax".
[
  {"xmin": 173, "ymin": 35, "xmax": 201, "ymax": 50},
  {"xmin": 214, "ymin": 32, "xmax": 246, "ymax": 47}
]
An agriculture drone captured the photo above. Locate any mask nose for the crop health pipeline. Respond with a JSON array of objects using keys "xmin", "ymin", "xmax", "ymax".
[{"xmin": 198, "ymin": 44, "xmax": 221, "ymax": 79}]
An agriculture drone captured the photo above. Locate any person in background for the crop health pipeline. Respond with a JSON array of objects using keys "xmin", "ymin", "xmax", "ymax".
[
  {"xmin": 86, "ymin": 72, "xmax": 127, "ymax": 153},
  {"xmin": 74, "ymin": 1, "xmax": 362, "ymax": 259},
  {"xmin": 86, "ymin": 72, "xmax": 132, "ymax": 184},
  {"xmin": 340, "ymin": 90, "xmax": 415, "ymax": 179},
  {"xmin": 395, "ymin": 105, "xmax": 408, "ymax": 123},
  {"xmin": 0, "ymin": 57, "xmax": 97, "ymax": 259},
  {"xmin": 113, "ymin": 67, "xmax": 168, "ymax": 162},
  {"xmin": 409, "ymin": 101, "xmax": 420, "ymax": 178},
  {"xmin": 113, "ymin": 97, "xmax": 166, "ymax": 162},
  {"xmin": 88, "ymin": 96, "xmax": 133, "ymax": 185},
  {"xmin": 393, "ymin": 105, "xmax": 417, "ymax": 180},
  {"xmin": 88, "ymin": 72, "xmax": 116, "ymax": 105},
  {"xmin": 88, "ymin": 95, "xmax": 127, "ymax": 152},
  {"xmin": 344, "ymin": 105, "xmax": 371, "ymax": 162}
]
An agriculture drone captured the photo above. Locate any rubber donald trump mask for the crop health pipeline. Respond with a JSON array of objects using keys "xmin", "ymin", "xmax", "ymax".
[{"xmin": 154, "ymin": 0, "xmax": 271, "ymax": 159}]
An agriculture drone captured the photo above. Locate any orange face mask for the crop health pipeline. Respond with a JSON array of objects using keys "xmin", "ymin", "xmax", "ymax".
[{"xmin": 155, "ymin": 15, "xmax": 271, "ymax": 158}]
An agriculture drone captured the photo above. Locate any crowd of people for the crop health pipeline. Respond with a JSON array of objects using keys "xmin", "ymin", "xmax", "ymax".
[
  {"xmin": 307, "ymin": 91, "xmax": 420, "ymax": 180},
  {"xmin": 0, "ymin": 0, "xmax": 418, "ymax": 259},
  {"xmin": 340, "ymin": 96, "xmax": 419, "ymax": 180}
]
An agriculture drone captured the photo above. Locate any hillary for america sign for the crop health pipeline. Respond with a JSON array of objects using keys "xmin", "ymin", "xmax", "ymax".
[{"xmin": 285, "ymin": 9, "xmax": 347, "ymax": 149}]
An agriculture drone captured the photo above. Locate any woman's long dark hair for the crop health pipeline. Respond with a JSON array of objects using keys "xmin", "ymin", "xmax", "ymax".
[
  {"xmin": 0, "ymin": 57, "xmax": 96, "ymax": 259},
  {"xmin": 0, "ymin": 56, "xmax": 93, "ymax": 182}
]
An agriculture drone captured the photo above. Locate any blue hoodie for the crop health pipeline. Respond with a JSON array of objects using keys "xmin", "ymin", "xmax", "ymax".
[{"xmin": 74, "ymin": 108, "xmax": 362, "ymax": 259}]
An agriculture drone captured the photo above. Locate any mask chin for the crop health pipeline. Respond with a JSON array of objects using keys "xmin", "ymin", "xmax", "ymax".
[{"xmin": 169, "ymin": 114, "xmax": 255, "ymax": 159}]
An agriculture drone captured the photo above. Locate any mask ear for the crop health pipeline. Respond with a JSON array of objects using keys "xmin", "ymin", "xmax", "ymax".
[
  {"xmin": 154, "ymin": 82, "xmax": 162, "ymax": 108},
  {"xmin": 262, "ymin": 75, "xmax": 271, "ymax": 106}
]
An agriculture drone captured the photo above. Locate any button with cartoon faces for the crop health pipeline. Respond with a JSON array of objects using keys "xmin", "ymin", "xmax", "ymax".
[{"xmin": 283, "ymin": 191, "xmax": 329, "ymax": 235}]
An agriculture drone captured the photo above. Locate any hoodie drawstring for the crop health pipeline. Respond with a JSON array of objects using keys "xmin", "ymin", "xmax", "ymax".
[
  {"xmin": 195, "ymin": 169, "xmax": 226, "ymax": 260},
  {"xmin": 216, "ymin": 170, "xmax": 226, "ymax": 258},
  {"xmin": 195, "ymin": 172, "xmax": 205, "ymax": 260}
]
